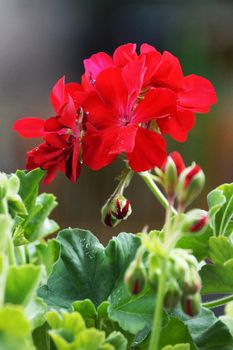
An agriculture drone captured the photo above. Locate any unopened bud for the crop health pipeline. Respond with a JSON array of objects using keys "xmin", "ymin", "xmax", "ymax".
[
  {"xmin": 124, "ymin": 261, "xmax": 146, "ymax": 295},
  {"xmin": 164, "ymin": 279, "xmax": 181, "ymax": 310},
  {"xmin": 177, "ymin": 164, "xmax": 205, "ymax": 209},
  {"xmin": 164, "ymin": 157, "xmax": 178, "ymax": 201},
  {"xmin": 159, "ymin": 152, "xmax": 186, "ymax": 202},
  {"xmin": 182, "ymin": 268, "xmax": 201, "ymax": 296},
  {"xmin": 101, "ymin": 194, "xmax": 132, "ymax": 227},
  {"xmin": 181, "ymin": 209, "xmax": 208, "ymax": 235},
  {"xmin": 181, "ymin": 293, "xmax": 201, "ymax": 317}
]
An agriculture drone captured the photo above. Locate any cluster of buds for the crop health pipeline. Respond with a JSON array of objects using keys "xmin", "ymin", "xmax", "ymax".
[
  {"xmin": 155, "ymin": 152, "xmax": 205, "ymax": 210},
  {"xmin": 163, "ymin": 249, "xmax": 202, "ymax": 316}
]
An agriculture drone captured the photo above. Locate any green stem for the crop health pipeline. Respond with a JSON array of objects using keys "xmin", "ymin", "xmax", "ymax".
[
  {"xmin": 139, "ymin": 171, "xmax": 177, "ymax": 214},
  {"xmin": 7, "ymin": 239, "xmax": 16, "ymax": 265},
  {"xmin": 149, "ymin": 260, "xmax": 167, "ymax": 350},
  {"xmin": 202, "ymin": 295, "xmax": 233, "ymax": 309}
]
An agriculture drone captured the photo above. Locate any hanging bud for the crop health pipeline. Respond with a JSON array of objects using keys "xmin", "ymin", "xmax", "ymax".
[
  {"xmin": 181, "ymin": 293, "xmax": 201, "ymax": 317},
  {"xmin": 164, "ymin": 279, "xmax": 181, "ymax": 310},
  {"xmin": 101, "ymin": 194, "xmax": 132, "ymax": 227},
  {"xmin": 181, "ymin": 209, "xmax": 208, "ymax": 235},
  {"xmin": 124, "ymin": 261, "xmax": 147, "ymax": 295},
  {"xmin": 177, "ymin": 163, "xmax": 205, "ymax": 210}
]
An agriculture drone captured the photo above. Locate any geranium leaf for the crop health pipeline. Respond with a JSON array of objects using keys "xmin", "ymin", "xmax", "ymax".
[
  {"xmin": 208, "ymin": 183, "xmax": 233, "ymax": 236},
  {"xmin": 39, "ymin": 229, "xmax": 141, "ymax": 309},
  {"xmin": 173, "ymin": 307, "xmax": 233, "ymax": 350},
  {"xmin": 108, "ymin": 283, "xmax": 156, "ymax": 334},
  {"xmin": 4, "ymin": 264, "xmax": 42, "ymax": 306},
  {"xmin": 159, "ymin": 317, "xmax": 197, "ymax": 350}
]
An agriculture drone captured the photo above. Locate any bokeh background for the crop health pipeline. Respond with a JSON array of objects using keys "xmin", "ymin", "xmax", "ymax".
[{"xmin": 0, "ymin": 0, "xmax": 232, "ymax": 243}]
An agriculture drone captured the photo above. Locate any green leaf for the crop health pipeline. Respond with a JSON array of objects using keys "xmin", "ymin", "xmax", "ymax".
[
  {"xmin": 35, "ymin": 239, "xmax": 60, "ymax": 277},
  {"xmin": 162, "ymin": 345, "xmax": 190, "ymax": 350},
  {"xmin": 220, "ymin": 316, "xmax": 233, "ymax": 337},
  {"xmin": 159, "ymin": 317, "xmax": 197, "ymax": 350},
  {"xmin": 32, "ymin": 323, "xmax": 50, "ymax": 350},
  {"xmin": 25, "ymin": 297, "xmax": 47, "ymax": 330},
  {"xmin": 0, "ymin": 305, "xmax": 34, "ymax": 350},
  {"xmin": 14, "ymin": 169, "xmax": 59, "ymax": 244},
  {"xmin": 176, "ymin": 226, "xmax": 212, "ymax": 261},
  {"xmin": 200, "ymin": 263, "xmax": 233, "ymax": 294},
  {"xmin": 105, "ymin": 331, "xmax": 127, "ymax": 350},
  {"xmin": 108, "ymin": 283, "xmax": 156, "ymax": 334},
  {"xmin": 16, "ymin": 168, "xmax": 44, "ymax": 210},
  {"xmin": 208, "ymin": 236, "xmax": 233, "ymax": 265},
  {"xmin": 72, "ymin": 299, "xmax": 97, "ymax": 328},
  {"xmin": 39, "ymin": 229, "xmax": 141, "ymax": 309},
  {"xmin": 24, "ymin": 193, "xmax": 59, "ymax": 241},
  {"xmin": 173, "ymin": 307, "xmax": 233, "ymax": 350},
  {"xmin": 208, "ymin": 183, "xmax": 233, "ymax": 236},
  {"xmin": 4, "ymin": 264, "xmax": 42, "ymax": 305}
]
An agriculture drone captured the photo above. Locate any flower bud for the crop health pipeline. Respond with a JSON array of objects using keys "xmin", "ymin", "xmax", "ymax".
[
  {"xmin": 164, "ymin": 279, "xmax": 181, "ymax": 310},
  {"xmin": 181, "ymin": 209, "xmax": 208, "ymax": 235},
  {"xmin": 177, "ymin": 164, "xmax": 205, "ymax": 209},
  {"xmin": 182, "ymin": 268, "xmax": 201, "ymax": 296},
  {"xmin": 159, "ymin": 152, "xmax": 186, "ymax": 202},
  {"xmin": 181, "ymin": 293, "xmax": 201, "ymax": 317},
  {"xmin": 164, "ymin": 156, "xmax": 178, "ymax": 201},
  {"xmin": 101, "ymin": 194, "xmax": 132, "ymax": 227},
  {"xmin": 124, "ymin": 261, "xmax": 146, "ymax": 295}
]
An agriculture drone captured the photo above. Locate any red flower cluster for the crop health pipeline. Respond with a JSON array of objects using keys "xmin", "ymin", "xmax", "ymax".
[{"xmin": 14, "ymin": 43, "xmax": 217, "ymax": 183}]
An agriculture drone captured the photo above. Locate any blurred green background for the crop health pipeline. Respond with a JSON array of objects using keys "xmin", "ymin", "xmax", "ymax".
[{"xmin": 0, "ymin": 0, "xmax": 232, "ymax": 242}]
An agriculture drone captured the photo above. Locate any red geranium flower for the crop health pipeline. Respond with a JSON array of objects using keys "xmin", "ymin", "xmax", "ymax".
[
  {"xmin": 83, "ymin": 43, "xmax": 217, "ymax": 142},
  {"xmin": 82, "ymin": 60, "xmax": 177, "ymax": 171},
  {"xmin": 13, "ymin": 77, "xmax": 83, "ymax": 183}
]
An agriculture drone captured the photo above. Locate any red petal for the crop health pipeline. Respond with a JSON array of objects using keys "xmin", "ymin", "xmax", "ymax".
[
  {"xmin": 133, "ymin": 88, "xmax": 177, "ymax": 124},
  {"xmin": 178, "ymin": 74, "xmax": 217, "ymax": 113},
  {"xmin": 122, "ymin": 59, "xmax": 146, "ymax": 108},
  {"xmin": 82, "ymin": 125, "xmax": 118, "ymax": 170},
  {"xmin": 66, "ymin": 82, "xmax": 84, "ymax": 107},
  {"xmin": 44, "ymin": 117, "xmax": 62, "ymax": 132},
  {"xmin": 141, "ymin": 51, "xmax": 162, "ymax": 86},
  {"xmin": 95, "ymin": 67, "xmax": 128, "ymax": 117},
  {"xmin": 59, "ymin": 94, "xmax": 77, "ymax": 129},
  {"xmin": 140, "ymin": 43, "xmax": 158, "ymax": 54},
  {"xmin": 169, "ymin": 151, "xmax": 186, "ymax": 174},
  {"xmin": 157, "ymin": 108, "xmax": 195, "ymax": 142},
  {"xmin": 84, "ymin": 52, "xmax": 113, "ymax": 82},
  {"xmin": 113, "ymin": 43, "xmax": 137, "ymax": 66},
  {"xmin": 150, "ymin": 51, "xmax": 184, "ymax": 90},
  {"xmin": 109, "ymin": 124, "xmax": 138, "ymax": 155},
  {"xmin": 13, "ymin": 118, "xmax": 45, "ymax": 138},
  {"xmin": 50, "ymin": 76, "xmax": 68, "ymax": 115},
  {"xmin": 65, "ymin": 141, "xmax": 81, "ymax": 182},
  {"xmin": 83, "ymin": 92, "xmax": 116, "ymax": 129},
  {"xmin": 127, "ymin": 127, "xmax": 166, "ymax": 171}
]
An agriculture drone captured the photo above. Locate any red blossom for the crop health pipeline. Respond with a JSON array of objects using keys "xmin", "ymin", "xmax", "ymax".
[
  {"xmin": 13, "ymin": 43, "xmax": 217, "ymax": 184},
  {"xmin": 82, "ymin": 60, "xmax": 177, "ymax": 171},
  {"xmin": 13, "ymin": 77, "xmax": 82, "ymax": 184}
]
